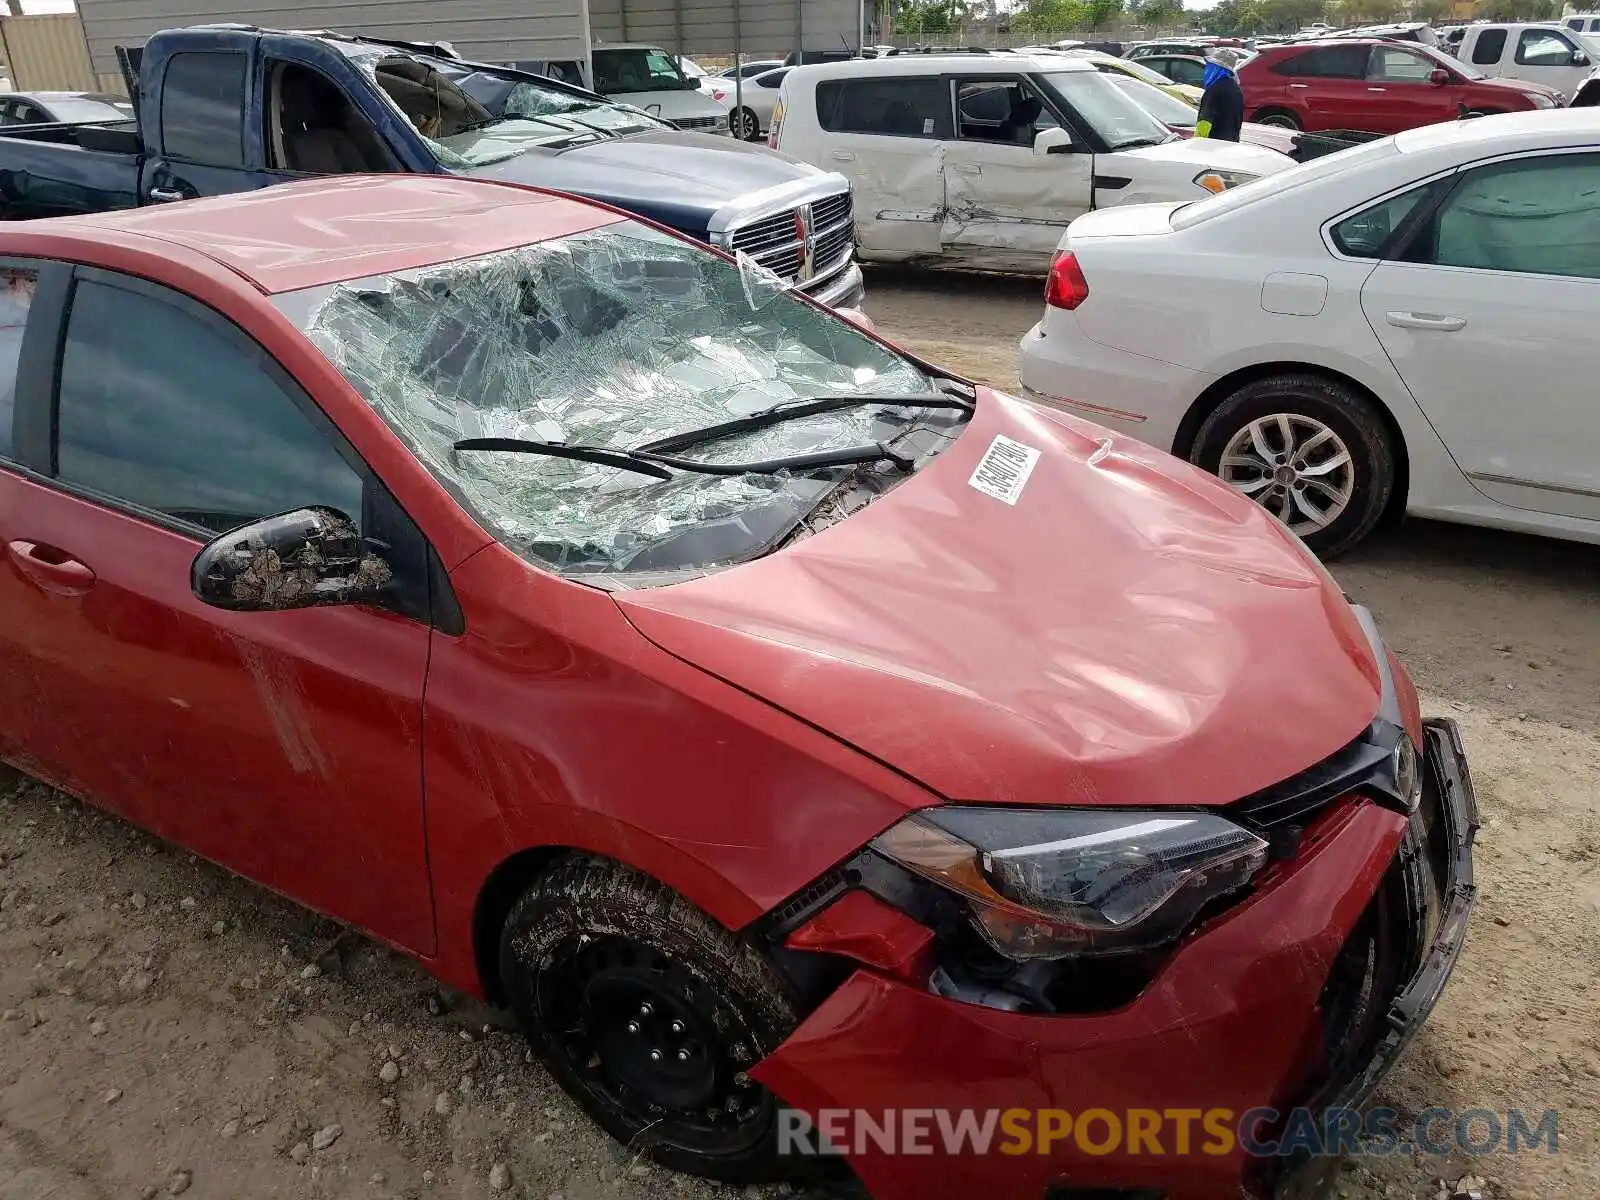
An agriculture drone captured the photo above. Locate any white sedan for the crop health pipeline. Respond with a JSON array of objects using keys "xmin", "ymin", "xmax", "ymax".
[
  {"xmin": 1019, "ymin": 109, "xmax": 1600, "ymax": 557},
  {"xmin": 719, "ymin": 66, "xmax": 790, "ymax": 140}
]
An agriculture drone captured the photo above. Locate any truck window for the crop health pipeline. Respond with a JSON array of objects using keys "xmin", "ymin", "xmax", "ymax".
[
  {"xmin": 265, "ymin": 62, "xmax": 392, "ymax": 173},
  {"xmin": 1515, "ymin": 30, "xmax": 1578, "ymax": 67},
  {"xmin": 815, "ymin": 76, "xmax": 952, "ymax": 138},
  {"xmin": 1470, "ymin": 29, "xmax": 1508, "ymax": 65},
  {"xmin": 161, "ymin": 52, "xmax": 246, "ymax": 167}
]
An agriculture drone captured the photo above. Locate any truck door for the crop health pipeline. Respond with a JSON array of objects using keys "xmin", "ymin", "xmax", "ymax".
[
  {"xmin": 1503, "ymin": 27, "xmax": 1592, "ymax": 98},
  {"xmin": 139, "ymin": 28, "xmax": 275, "ymax": 204},
  {"xmin": 255, "ymin": 36, "xmax": 411, "ymax": 183}
]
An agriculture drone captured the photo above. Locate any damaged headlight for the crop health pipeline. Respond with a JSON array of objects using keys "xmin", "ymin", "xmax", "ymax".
[
  {"xmin": 871, "ymin": 807, "xmax": 1268, "ymax": 961},
  {"xmin": 1193, "ymin": 168, "xmax": 1257, "ymax": 193}
]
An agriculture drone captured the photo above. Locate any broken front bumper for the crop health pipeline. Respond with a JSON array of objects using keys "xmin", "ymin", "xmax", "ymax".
[{"xmin": 751, "ymin": 720, "xmax": 1478, "ymax": 1200}]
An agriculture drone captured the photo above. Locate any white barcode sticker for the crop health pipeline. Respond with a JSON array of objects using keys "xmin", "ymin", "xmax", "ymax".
[{"xmin": 967, "ymin": 434, "xmax": 1041, "ymax": 506}]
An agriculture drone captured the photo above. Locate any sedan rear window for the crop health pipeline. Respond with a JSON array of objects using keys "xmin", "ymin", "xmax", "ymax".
[{"xmin": 278, "ymin": 222, "xmax": 964, "ymax": 582}]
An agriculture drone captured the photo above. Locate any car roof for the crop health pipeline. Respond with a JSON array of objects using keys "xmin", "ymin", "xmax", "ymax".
[
  {"xmin": 32, "ymin": 176, "xmax": 625, "ymax": 294},
  {"xmin": 1394, "ymin": 106, "xmax": 1600, "ymax": 154},
  {"xmin": 593, "ymin": 43, "xmax": 670, "ymax": 51},
  {"xmin": 795, "ymin": 53, "xmax": 1093, "ymax": 79}
]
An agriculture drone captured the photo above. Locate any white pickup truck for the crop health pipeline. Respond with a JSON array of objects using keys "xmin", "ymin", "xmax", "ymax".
[{"xmin": 1453, "ymin": 22, "xmax": 1599, "ymax": 100}]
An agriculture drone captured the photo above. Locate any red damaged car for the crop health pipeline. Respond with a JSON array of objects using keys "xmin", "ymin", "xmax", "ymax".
[{"xmin": 0, "ymin": 177, "xmax": 1476, "ymax": 1200}]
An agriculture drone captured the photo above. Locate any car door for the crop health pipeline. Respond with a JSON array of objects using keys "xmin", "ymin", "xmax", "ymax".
[
  {"xmin": 1503, "ymin": 27, "xmax": 1591, "ymax": 97},
  {"xmin": 142, "ymin": 34, "xmax": 273, "ymax": 203},
  {"xmin": 1273, "ymin": 44, "xmax": 1376, "ymax": 132},
  {"xmin": 1463, "ymin": 27, "xmax": 1511, "ymax": 79},
  {"xmin": 941, "ymin": 74, "xmax": 1092, "ymax": 270},
  {"xmin": 1359, "ymin": 45, "xmax": 1458, "ymax": 132},
  {"xmin": 0, "ymin": 265, "xmax": 438, "ymax": 951},
  {"xmin": 1358, "ymin": 151, "xmax": 1600, "ymax": 523},
  {"xmin": 811, "ymin": 73, "xmax": 950, "ymax": 257}
]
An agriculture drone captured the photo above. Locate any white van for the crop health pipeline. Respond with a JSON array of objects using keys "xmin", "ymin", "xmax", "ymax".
[
  {"xmin": 1454, "ymin": 23, "xmax": 1598, "ymax": 99},
  {"xmin": 766, "ymin": 55, "xmax": 1293, "ymax": 273}
]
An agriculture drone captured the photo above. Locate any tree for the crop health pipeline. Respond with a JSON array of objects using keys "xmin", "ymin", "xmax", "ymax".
[
  {"xmin": 1133, "ymin": 0, "xmax": 1184, "ymax": 29},
  {"xmin": 1013, "ymin": 0, "xmax": 1088, "ymax": 33},
  {"xmin": 1085, "ymin": 0, "xmax": 1125, "ymax": 29},
  {"xmin": 1412, "ymin": 0, "xmax": 1452, "ymax": 22}
]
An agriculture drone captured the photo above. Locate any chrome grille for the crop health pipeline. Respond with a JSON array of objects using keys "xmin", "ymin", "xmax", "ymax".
[{"xmin": 725, "ymin": 190, "xmax": 856, "ymax": 288}]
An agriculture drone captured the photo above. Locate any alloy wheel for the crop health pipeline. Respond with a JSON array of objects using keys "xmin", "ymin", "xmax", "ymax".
[{"xmin": 1218, "ymin": 412, "xmax": 1356, "ymax": 536}]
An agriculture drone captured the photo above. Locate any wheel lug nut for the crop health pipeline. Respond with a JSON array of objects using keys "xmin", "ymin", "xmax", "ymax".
[
  {"xmin": 677, "ymin": 1048, "xmax": 690, "ymax": 1061},
  {"xmin": 649, "ymin": 1049, "xmax": 663, "ymax": 1063},
  {"xmin": 639, "ymin": 1003, "xmax": 653, "ymax": 1017},
  {"xmin": 626, "ymin": 1020, "xmax": 640, "ymax": 1034},
  {"xmin": 670, "ymin": 1020, "xmax": 684, "ymax": 1034}
]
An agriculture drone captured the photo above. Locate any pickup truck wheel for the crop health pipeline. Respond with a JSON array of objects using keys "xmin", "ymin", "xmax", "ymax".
[
  {"xmin": 499, "ymin": 856, "xmax": 801, "ymax": 1184},
  {"xmin": 1253, "ymin": 108, "xmax": 1301, "ymax": 130},
  {"xmin": 731, "ymin": 106, "xmax": 761, "ymax": 140},
  {"xmin": 1191, "ymin": 374, "xmax": 1396, "ymax": 559}
]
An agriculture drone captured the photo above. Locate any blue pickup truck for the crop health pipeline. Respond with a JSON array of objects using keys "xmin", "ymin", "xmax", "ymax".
[{"xmin": 0, "ymin": 25, "xmax": 864, "ymax": 308}]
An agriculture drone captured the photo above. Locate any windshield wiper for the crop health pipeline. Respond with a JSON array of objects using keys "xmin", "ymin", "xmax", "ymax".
[
  {"xmin": 635, "ymin": 393, "xmax": 973, "ymax": 457},
  {"xmin": 454, "ymin": 437, "xmax": 673, "ymax": 479},
  {"xmin": 454, "ymin": 431, "xmax": 921, "ymax": 477}
]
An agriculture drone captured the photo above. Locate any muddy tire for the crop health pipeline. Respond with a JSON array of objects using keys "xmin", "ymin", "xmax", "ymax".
[
  {"xmin": 499, "ymin": 856, "xmax": 801, "ymax": 1184},
  {"xmin": 1253, "ymin": 108, "xmax": 1302, "ymax": 129},
  {"xmin": 1191, "ymin": 373, "xmax": 1396, "ymax": 559}
]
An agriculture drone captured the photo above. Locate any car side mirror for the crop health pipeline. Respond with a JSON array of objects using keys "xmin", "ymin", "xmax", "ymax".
[
  {"xmin": 191, "ymin": 506, "xmax": 393, "ymax": 613},
  {"xmin": 834, "ymin": 306, "xmax": 876, "ymax": 333},
  {"xmin": 1034, "ymin": 126, "xmax": 1076, "ymax": 156},
  {"xmin": 1429, "ymin": 68, "xmax": 1450, "ymax": 86},
  {"xmin": 1574, "ymin": 52, "xmax": 1591, "ymax": 67}
]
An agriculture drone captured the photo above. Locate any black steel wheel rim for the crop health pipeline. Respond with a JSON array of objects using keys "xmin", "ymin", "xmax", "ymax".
[{"xmin": 536, "ymin": 934, "xmax": 773, "ymax": 1153}]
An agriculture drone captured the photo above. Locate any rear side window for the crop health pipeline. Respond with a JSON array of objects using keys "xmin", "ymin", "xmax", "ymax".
[
  {"xmin": 1418, "ymin": 153, "xmax": 1600, "ymax": 280},
  {"xmin": 1330, "ymin": 184, "xmax": 1431, "ymax": 257},
  {"xmin": 161, "ymin": 51, "xmax": 246, "ymax": 167},
  {"xmin": 1470, "ymin": 30, "xmax": 1508, "ymax": 65},
  {"xmin": 1272, "ymin": 46, "xmax": 1371, "ymax": 79},
  {"xmin": 0, "ymin": 267, "xmax": 36, "ymax": 461},
  {"xmin": 757, "ymin": 69, "xmax": 789, "ymax": 89},
  {"xmin": 55, "ymin": 278, "xmax": 365, "ymax": 534},
  {"xmin": 815, "ymin": 76, "xmax": 951, "ymax": 137}
]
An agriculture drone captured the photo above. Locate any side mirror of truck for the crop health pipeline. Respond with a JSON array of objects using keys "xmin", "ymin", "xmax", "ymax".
[
  {"xmin": 1034, "ymin": 127, "xmax": 1076, "ymax": 157},
  {"xmin": 1429, "ymin": 69, "xmax": 1451, "ymax": 86}
]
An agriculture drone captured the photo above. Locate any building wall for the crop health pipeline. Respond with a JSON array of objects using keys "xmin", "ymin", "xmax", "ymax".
[
  {"xmin": 75, "ymin": 0, "xmax": 592, "ymax": 77},
  {"xmin": 0, "ymin": 13, "xmax": 99, "ymax": 90},
  {"xmin": 75, "ymin": 0, "xmax": 871, "ymax": 77}
]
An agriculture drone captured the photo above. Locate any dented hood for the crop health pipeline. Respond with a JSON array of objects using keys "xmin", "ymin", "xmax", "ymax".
[{"xmin": 616, "ymin": 390, "xmax": 1382, "ymax": 808}]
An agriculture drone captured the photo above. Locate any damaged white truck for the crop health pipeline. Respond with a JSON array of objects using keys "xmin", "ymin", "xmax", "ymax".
[{"xmin": 768, "ymin": 54, "xmax": 1295, "ymax": 273}]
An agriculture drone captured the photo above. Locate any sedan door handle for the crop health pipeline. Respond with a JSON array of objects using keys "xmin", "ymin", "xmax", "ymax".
[
  {"xmin": 952, "ymin": 163, "xmax": 980, "ymax": 176},
  {"xmin": 1385, "ymin": 311, "xmax": 1467, "ymax": 332},
  {"xmin": 148, "ymin": 186, "xmax": 186, "ymax": 203},
  {"xmin": 7, "ymin": 540, "xmax": 96, "ymax": 596},
  {"xmin": 827, "ymin": 150, "xmax": 855, "ymax": 162},
  {"xmin": 1367, "ymin": 86, "xmax": 1388, "ymax": 92},
  {"xmin": 1289, "ymin": 83, "xmax": 1310, "ymax": 88}
]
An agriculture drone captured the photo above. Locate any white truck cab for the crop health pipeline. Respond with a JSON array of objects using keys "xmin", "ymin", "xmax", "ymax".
[
  {"xmin": 767, "ymin": 54, "xmax": 1292, "ymax": 273},
  {"xmin": 1454, "ymin": 22, "xmax": 1598, "ymax": 99}
]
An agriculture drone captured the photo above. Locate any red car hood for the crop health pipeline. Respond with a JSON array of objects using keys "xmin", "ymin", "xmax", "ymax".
[
  {"xmin": 616, "ymin": 390, "xmax": 1381, "ymax": 808},
  {"xmin": 1481, "ymin": 74, "xmax": 1563, "ymax": 101}
]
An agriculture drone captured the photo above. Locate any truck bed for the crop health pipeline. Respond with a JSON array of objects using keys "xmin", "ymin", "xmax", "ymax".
[{"xmin": 0, "ymin": 121, "xmax": 142, "ymax": 218}]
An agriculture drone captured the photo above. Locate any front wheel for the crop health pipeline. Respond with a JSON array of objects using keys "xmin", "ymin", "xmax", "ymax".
[
  {"xmin": 1190, "ymin": 373, "xmax": 1396, "ymax": 558},
  {"xmin": 499, "ymin": 856, "xmax": 801, "ymax": 1184},
  {"xmin": 731, "ymin": 106, "xmax": 762, "ymax": 140}
]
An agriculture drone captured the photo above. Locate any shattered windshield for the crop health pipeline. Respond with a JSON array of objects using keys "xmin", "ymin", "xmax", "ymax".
[{"xmin": 276, "ymin": 222, "xmax": 963, "ymax": 583}]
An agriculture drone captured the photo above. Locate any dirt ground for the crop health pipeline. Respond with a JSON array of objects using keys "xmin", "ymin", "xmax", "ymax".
[{"xmin": 0, "ymin": 270, "xmax": 1596, "ymax": 1200}]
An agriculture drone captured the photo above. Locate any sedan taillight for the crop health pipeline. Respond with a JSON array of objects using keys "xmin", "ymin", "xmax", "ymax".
[{"xmin": 1045, "ymin": 250, "xmax": 1089, "ymax": 310}]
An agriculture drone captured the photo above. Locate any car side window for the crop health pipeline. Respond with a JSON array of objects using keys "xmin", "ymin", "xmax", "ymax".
[
  {"xmin": 1368, "ymin": 48, "xmax": 1435, "ymax": 82},
  {"xmin": 1515, "ymin": 30, "xmax": 1578, "ymax": 67},
  {"xmin": 0, "ymin": 267, "xmax": 37, "ymax": 462},
  {"xmin": 815, "ymin": 76, "xmax": 952, "ymax": 138},
  {"xmin": 955, "ymin": 78, "xmax": 1047, "ymax": 144},
  {"xmin": 1273, "ymin": 46, "xmax": 1371, "ymax": 79},
  {"xmin": 1470, "ymin": 29, "xmax": 1508, "ymax": 65},
  {"xmin": 55, "ymin": 278, "xmax": 366, "ymax": 536},
  {"xmin": 1411, "ymin": 154, "xmax": 1600, "ymax": 280},
  {"xmin": 758, "ymin": 70, "xmax": 789, "ymax": 89},
  {"xmin": 161, "ymin": 51, "xmax": 247, "ymax": 167},
  {"xmin": 1330, "ymin": 185, "xmax": 1432, "ymax": 258},
  {"xmin": 1168, "ymin": 58, "xmax": 1206, "ymax": 86}
]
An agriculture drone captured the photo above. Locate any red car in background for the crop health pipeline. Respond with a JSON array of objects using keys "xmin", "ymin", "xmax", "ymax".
[
  {"xmin": 0, "ymin": 177, "xmax": 1477, "ymax": 1200},
  {"xmin": 1238, "ymin": 37, "xmax": 1563, "ymax": 133}
]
